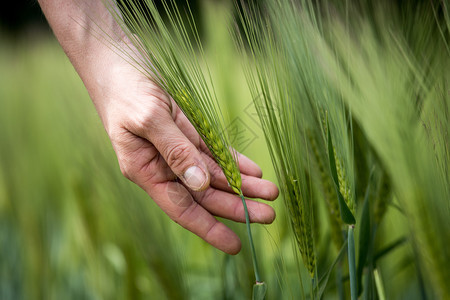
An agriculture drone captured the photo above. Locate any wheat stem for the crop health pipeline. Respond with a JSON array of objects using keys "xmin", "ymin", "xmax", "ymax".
[
  {"xmin": 348, "ymin": 225, "xmax": 357, "ymax": 300},
  {"xmin": 240, "ymin": 193, "xmax": 262, "ymax": 283},
  {"xmin": 374, "ymin": 268, "xmax": 386, "ymax": 300}
]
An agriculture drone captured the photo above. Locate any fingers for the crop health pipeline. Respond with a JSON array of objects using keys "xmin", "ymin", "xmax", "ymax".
[
  {"xmin": 111, "ymin": 128, "xmax": 175, "ymax": 184},
  {"xmin": 112, "ymin": 120, "xmax": 275, "ymax": 256},
  {"xmin": 236, "ymin": 152, "xmax": 263, "ymax": 178},
  {"xmin": 113, "ymin": 95, "xmax": 277, "ymax": 255},
  {"xmin": 111, "ymin": 127, "xmax": 242, "ymax": 254},
  {"xmin": 147, "ymin": 181, "xmax": 242, "ymax": 255},
  {"xmin": 201, "ymin": 152, "xmax": 279, "ymax": 200},
  {"xmin": 133, "ymin": 101, "xmax": 211, "ymax": 191},
  {"xmin": 193, "ymin": 188, "xmax": 276, "ymax": 224}
]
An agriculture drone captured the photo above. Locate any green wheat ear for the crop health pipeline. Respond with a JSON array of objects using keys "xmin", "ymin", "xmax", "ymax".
[
  {"xmin": 176, "ymin": 89, "xmax": 263, "ymax": 287},
  {"xmin": 235, "ymin": 0, "xmax": 318, "ymax": 280},
  {"xmin": 308, "ymin": 132, "xmax": 344, "ymax": 249},
  {"xmin": 333, "ymin": 147, "xmax": 355, "ymax": 216},
  {"xmin": 176, "ymin": 90, "xmax": 242, "ymax": 194},
  {"xmin": 285, "ymin": 176, "xmax": 316, "ymax": 277}
]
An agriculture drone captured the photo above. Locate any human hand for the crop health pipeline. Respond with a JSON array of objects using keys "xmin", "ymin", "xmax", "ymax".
[
  {"xmin": 88, "ymin": 49, "xmax": 278, "ymax": 254},
  {"xmin": 38, "ymin": 0, "xmax": 278, "ymax": 255}
]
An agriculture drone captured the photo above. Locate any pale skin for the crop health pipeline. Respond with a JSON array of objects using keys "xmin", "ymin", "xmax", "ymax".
[{"xmin": 38, "ymin": 0, "xmax": 279, "ymax": 255}]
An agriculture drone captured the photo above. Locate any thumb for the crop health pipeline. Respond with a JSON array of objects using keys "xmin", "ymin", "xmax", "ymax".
[
  {"xmin": 144, "ymin": 117, "xmax": 210, "ymax": 191},
  {"xmin": 163, "ymin": 139, "xmax": 210, "ymax": 191}
]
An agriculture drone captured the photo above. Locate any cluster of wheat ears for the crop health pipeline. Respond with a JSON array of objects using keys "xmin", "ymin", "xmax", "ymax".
[{"xmin": 102, "ymin": 0, "xmax": 449, "ymax": 299}]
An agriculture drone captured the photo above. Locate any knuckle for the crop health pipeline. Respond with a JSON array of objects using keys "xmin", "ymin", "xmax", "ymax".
[
  {"xmin": 234, "ymin": 200, "xmax": 245, "ymax": 221},
  {"xmin": 113, "ymin": 141, "xmax": 138, "ymax": 181},
  {"xmin": 116, "ymin": 153, "xmax": 139, "ymax": 182},
  {"xmin": 119, "ymin": 160, "xmax": 133, "ymax": 180},
  {"xmin": 132, "ymin": 97, "xmax": 172, "ymax": 132},
  {"xmin": 204, "ymin": 222, "xmax": 219, "ymax": 241},
  {"xmin": 164, "ymin": 144, "xmax": 192, "ymax": 171},
  {"xmin": 133, "ymin": 108, "xmax": 158, "ymax": 132},
  {"xmin": 174, "ymin": 201, "xmax": 198, "ymax": 224}
]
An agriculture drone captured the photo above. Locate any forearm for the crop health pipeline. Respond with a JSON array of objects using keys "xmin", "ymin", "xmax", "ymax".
[
  {"xmin": 39, "ymin": 0, "xmax": 126, "ymax": 128},
  {"xmin": 39, "ymin": 1, "xmax": 119, "ymax": 67}
]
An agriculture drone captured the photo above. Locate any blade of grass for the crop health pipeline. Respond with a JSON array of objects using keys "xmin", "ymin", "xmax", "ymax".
[
  {"xmin": 373, "ymin": 269, "xmax": 386, "ymax": 300},
  {"xmin": 357, "ymin": 169, "xmax": 374, "ymax": 295},
  {"xmin": 317, "ymin": 240, "xmax": 347, "ymax": 299}
]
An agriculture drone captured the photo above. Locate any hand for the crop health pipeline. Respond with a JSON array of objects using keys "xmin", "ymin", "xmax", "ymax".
[
  {"xmin": 38, "ymin": 0, "xmax": 279, "ymax": 255},
  {"xmin": 90, "ymin": 48, "xmax": 278, "ymax": 254}
]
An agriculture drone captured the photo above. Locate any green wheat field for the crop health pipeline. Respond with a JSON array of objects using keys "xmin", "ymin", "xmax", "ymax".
[{"xmin": 0, "ymin": 1, "xmax": 448, "ymax": 299}]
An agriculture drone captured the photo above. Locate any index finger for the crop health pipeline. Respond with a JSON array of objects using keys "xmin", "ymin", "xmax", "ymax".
[{"xmin": 144, "ymin": 180, "xmax": 242, "ymax": 255}]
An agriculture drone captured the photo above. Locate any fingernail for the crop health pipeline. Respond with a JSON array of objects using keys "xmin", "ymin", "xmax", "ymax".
[{"xmin": 182, "ymin": 166, "xmax": 207, "ymax": 190}]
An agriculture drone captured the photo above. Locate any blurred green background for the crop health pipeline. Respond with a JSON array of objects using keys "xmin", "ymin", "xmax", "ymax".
[{"xmin": 0, "ymin": 1, "xmax": 436, "ymax": 299}]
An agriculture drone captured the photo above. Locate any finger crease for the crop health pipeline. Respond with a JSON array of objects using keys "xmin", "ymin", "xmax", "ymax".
[
  {"xmin": 176, "ymin": 201, "xmax": 199, "ymax": 223},
  {"xmin": 204, "ymin": 221, "xmax": 220, "ymax": 241}
]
